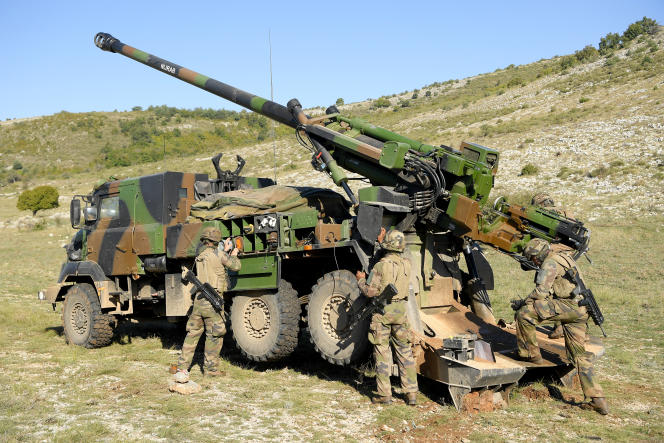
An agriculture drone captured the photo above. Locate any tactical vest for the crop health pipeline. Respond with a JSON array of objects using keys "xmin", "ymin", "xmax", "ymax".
[
  {"xmin": 550, "ymin": 252, "xmax": 578, "ymax": 299},
  {"xmin": 381, "ymin": 253, "xmax": 411, "ymax": 301},
  {"xmin": 195, "ymin": 247, "xmax": 227, "ymax": 294}
]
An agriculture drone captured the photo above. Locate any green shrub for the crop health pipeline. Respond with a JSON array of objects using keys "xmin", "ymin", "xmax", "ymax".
[
  {"xmin": 507, "ymin": 77, "xmax": 524, "ymax": 88},
  {"xmin": 559, "ymin": 55, "xmax": 577, "ymax": 70},
  {"xmin": 372, "ymin": 97, "xmax": 391, "ymax": 108},
  {"xmin": 587, "ymin": 166, "xmax": 609, "ymax": 178},
  {"xmin": 335, "ymin": 98, "xmax": 344, "ymax": 106},
  {"xmin": 579, "ymin": 97, "xmax": 590, "ymax": 103},
  {"xmin": 575, "ymin": 45, "xmax": 599, "ymax": 63},
  {"xmin": 599, "ymin": 32, "xmax": 621, "ymax": 54},
  {"xmin": 604, "ymin": 55, "xmax": 618, "ymax": 67},
  {"xmin": 425, "ymin": 90, "xmax": 432, "ymax": 97},
  {"xmin": 520, "ymin": 164, "xmax": 539, "ymax": 176},
  {"xmin": 16, "ymin": 185, "xmax": 59, "ymax": 215},
  {"xmin": 12, "ymin": 160, "xmax": 23, "ymax": 170},
  {"xmin": 131, "ymin": 106, "xmax": 143, "ymax": 112}
]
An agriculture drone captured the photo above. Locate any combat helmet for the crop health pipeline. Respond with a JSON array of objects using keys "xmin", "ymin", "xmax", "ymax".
[
  {"xmin": 200, "ymin": 226, "xmax": 222, "ymax": 243},
  {"xmin": 531, "ymin": 193, "xmax": 554, "ymax": 207},
  {"xmin": 382, "ymin": 229, "xmax": 406, "ymax": 252},
  {"xmin": 523, "ymin": 238, "xmax": 551, "ymax": 263}
]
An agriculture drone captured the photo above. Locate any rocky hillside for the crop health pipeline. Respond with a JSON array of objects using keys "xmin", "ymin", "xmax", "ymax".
[{"xmin": 1, "ymin": 21, "xmax": 662, "ymax": 226}]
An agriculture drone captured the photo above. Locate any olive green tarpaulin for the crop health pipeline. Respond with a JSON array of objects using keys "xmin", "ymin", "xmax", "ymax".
[{"xmin": 189, "ymin": 185, "xmax": 309, "ymax": 220}]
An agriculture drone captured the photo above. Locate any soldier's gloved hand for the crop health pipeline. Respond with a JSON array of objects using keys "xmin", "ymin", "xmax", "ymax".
[
  {"xmin": 230, "ymin": 248, "xmax": 239, "ymax": 257},
  {"xmin": 355, "ymin": 270, "xmax": 366, "ymax": 281},
  {"xmin": 510, "ymin": 299, "xmax": 526, "ymax": 311},
  {"xmin": 223, "ymin": 237, "xmax": 233, "ymax": 252}
]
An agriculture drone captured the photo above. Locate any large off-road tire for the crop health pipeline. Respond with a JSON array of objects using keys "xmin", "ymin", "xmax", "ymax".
[
  {"xmin": 306, "ymin": 270, "xmax": 371, "ymax": 365},
  {"xmin": 230, "ymin": 280, "xmax": 300, "ymax": 362},
  {"xmin": 62, "ymin": 283, "xmax": 114, "ymax": 348}
]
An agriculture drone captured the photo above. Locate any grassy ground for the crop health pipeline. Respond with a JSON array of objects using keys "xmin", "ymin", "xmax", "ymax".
[
  {"xmin": 0, "ymin": 216, "xmax": 662, "ymax": 441},
  {"xmin": 1, "ymin": 25, "xmax": 663, "ymax": 443}
]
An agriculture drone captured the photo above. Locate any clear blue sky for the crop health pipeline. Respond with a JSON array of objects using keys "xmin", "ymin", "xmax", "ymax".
[{"xmin": 1, "ymin": 1, "xmax": 662, "ymax": 121}]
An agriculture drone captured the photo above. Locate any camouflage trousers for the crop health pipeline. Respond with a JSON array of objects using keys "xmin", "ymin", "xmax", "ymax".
[
  {"xmin": 177, "ymin": 296, "xmax": 226, "ymax": 372},
  {"xmin": 515, "ymin": 298, "xmax": 604, "ymax": 399},
  {"xmin": 368, "ymin": 300, "xmax": 418, "ymax": 398}
]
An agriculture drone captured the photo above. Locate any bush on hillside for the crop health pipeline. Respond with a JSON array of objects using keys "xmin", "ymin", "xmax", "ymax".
[
  {"xmin": 16, "ymin": 185, "xmax": 59, "ymax": 216},
  {"xmin": 520, "ymin": 164, "xmax": 539, "ymax": 176},
  {"xmin": 372, "ymin": 97, "xmax": 391, "ymax": 108},
  {"xmin": 599, "ymin": 32, "xmax": 622, "ymax": 54},
  {"xmin": 575, "ymin": 45, "xmax": 599, "ymax": 63}
]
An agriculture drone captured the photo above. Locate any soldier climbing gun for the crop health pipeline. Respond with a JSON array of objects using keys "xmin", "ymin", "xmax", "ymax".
[
  {"xmin": 566, "ymin": 268, "xmax": 606, "ymax": 337},
  {"xmin": 183, "ymin": 270, "xmax": 224, "ymax": 313}
]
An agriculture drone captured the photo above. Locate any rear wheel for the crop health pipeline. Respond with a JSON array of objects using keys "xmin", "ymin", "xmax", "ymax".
[
  {"xmin": 306, "ymin": 270, "xmax": 371, "ymax": 365},
  {"xmin": 62, "ymin": 283, "xmax": 114, "ymax": 348},
  {"xmin": 230, "ymin": 280, "xmax": 300, "ymax": 362}
]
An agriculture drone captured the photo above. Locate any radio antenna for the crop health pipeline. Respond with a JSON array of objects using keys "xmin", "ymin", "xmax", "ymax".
[{"xmin": 269, "ymin": 29, "xmax": 277, "ymax": 184}]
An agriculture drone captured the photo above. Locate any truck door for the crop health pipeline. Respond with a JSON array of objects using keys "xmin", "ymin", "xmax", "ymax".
[{"xmin": 86, "ymin": 187, "xmax": 138, "ymax": 276}]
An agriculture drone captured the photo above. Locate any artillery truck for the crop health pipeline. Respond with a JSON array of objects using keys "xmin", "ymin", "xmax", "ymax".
[{"xmin": 40, "ymin": 33, "xmax": 603, "ymax": 409}]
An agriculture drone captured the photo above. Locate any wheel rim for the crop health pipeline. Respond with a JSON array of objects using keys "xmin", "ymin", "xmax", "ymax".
[
  {"xmin": 244, "ymin": 298, "xmax": 271, "ymax": 339},
  {"xmin": 70, "ymin": 301, "xmax": 89, "ymax": 336},
  {"xmin": 322, "ymin": 293, "xmax": 352, "ymax": 340}
]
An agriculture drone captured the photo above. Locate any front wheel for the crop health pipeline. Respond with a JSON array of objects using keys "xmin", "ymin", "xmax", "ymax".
[
  {"xmin": 62, "ymin": 283, "xmax": 114, "ymax": 348},
  {"xmin": 230, "ymin": 280, "xmax": 300, "ymax": 362}
]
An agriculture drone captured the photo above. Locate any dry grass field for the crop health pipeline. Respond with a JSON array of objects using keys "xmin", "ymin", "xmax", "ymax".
[{"xmin": 1, "ymin": 24, "xmax": 663, "ymax": 442}]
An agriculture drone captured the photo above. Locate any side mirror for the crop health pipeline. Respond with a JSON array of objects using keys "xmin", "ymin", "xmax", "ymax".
[
  {"xmin": 84, "ymin": 206, "xmax": 98, "ymax": 223},
  {"xmin": 70, "ymin": 199, "xmax": 81, "ymax": 228}
]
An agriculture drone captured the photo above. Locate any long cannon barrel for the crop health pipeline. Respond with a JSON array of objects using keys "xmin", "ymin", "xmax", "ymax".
[{"xmin": 94, "ymin": 33, "xmax": 299, "ymax": 128}]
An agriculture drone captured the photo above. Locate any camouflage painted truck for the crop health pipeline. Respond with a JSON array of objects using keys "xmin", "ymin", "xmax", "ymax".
[{"xmin": 39, "ymin": 32, "xmax": 604, "ymax": 409}]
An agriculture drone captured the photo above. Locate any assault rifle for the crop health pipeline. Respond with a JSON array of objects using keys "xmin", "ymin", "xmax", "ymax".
[
  {"xmin": 347, "ymin": 283, "xmax": 399, "ymax": 331},
  {"xmin": 566, "ymin": 268, "xmax": 606, "ymax": 337},
  {"xmin": 183, "ymin": 270, "xmax": 225, "ymax": 313}
]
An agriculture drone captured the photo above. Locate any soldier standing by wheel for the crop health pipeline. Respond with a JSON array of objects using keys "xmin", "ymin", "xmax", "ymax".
[
  {"xmin": 511, "ymin": 238, "xmax": 608, "ymax": 415},
  {"xmin": 173, "ymin": 227, "xmax": 241, "ymax": 382},
  {"xmin": 356, "ymin": 227, "xmax": 418, "ymax": 406}
]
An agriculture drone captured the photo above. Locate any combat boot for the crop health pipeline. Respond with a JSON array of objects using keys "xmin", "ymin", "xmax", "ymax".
[
  {"xmin": 371, "ymin": 396, "xmax": 392, "ymax": 405},
  {"xmin": 549, "ymin": 324, "xmax": 563, "ymax": 339},
  {"xmin": 590, "ymin": 397, "xmax": 609, "ymax": 415},
  {"xmin": 173, "ymin": 369, "xmax": 190, "ymax": 384},
  {"xmin": 406, "ymin": 392, "xmax": 417, "ymax": 406},
  {"xmin": 511, "ymin": 351, "xmax": 544, "ymax": 365}
]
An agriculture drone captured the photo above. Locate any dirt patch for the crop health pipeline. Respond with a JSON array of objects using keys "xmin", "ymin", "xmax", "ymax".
[
  {"xmin": 521, "ymin": 386, "xmax": 550, "ymax": 401},
  {"xmin": 409, "ymin": 413, "xmax": 472, "ymax": 442},
  {"xmin": 462, "ymin": 390, "xmax": 502, "ymax": 413}
]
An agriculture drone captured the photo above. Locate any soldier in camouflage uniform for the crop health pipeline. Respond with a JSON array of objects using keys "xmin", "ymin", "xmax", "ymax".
[
  {"xmin": 356, "ymin": 228, "xmax": 418, "ymax": 406},
  {"xmin": 531, "ymin": 193, "xmax": 573, "ymax": 339},
  {"xmin": 173, "ymin": 227, "xmax": 241, "ymax": 382},
  {"xmin": 512, "ymin": 238, "xmax": 608, "ymax": 415}
]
